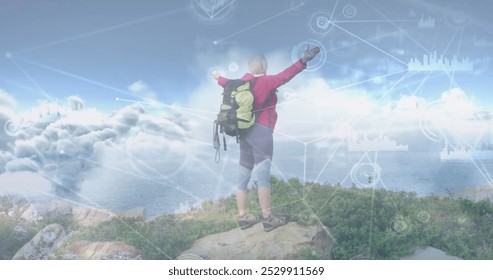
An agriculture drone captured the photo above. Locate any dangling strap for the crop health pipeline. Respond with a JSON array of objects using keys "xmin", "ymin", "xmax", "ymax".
[
  {"xmin": 213, "ymin": 120, "xmax": 221, "ymax": 163},
  {"xmin": 223, "ymin": 134, "xmax": 227, "ymax": 151}
]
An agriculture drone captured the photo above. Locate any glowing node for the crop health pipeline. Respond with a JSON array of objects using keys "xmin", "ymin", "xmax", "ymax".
[
  {"xmin": 60, "ymin": 150, "xmax": 65, "ymax": 155},
  {"xmin": 392, "ymin": 216, "xmax": 410, "ymax": 233},
  {"xmin": 176, "ymin": 254, "xmax": 204, "ymax": 260},
  {"xmin": 4, "ymin": 119, "xmax": 20, "ymax": 137},
  {"xmin": 445, "ymin": 6, "xmax": 469, "ymax": 28},
  {"xmin": 213, "ymin": 40, "xmax": 218, "ymax": 45},
  {"xmin": 308, "ymin": 11, "xmax": 334, "ymax": 36},
  {"xmin": 350, "ymin": 162, "xmax": 381, "ymax": 188},
  {"xmin": 5, "ymin": 52, "xmax": 12, "ymax": 58},
  {"xmin": 342, "ymin": 4, "xmax": 357, "ymax": 19},
  {"xmin": 228, "ymin": 62, "xmax": 239, "ymax": 72},
  {"xmin": 115, "ymin": 97, "xmax": 120, "ymax": 101},
  {"xmin": 418, "ymin": 211, "xmax": 430, "ymax": 223}
]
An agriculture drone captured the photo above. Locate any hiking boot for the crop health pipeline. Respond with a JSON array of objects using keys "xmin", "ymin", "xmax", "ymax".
[
  {"xmin": 238, "ymin": 213, "xmax": 260, "ymax": 230},
  {"xmin": 262, "ymin": 214, "xmax": 288, "ymax": 232}
]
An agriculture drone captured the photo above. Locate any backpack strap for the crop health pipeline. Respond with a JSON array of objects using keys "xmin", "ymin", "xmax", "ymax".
[{"xmin": 213, "ymin": 120, "xmax": 221, "ymax": 163}]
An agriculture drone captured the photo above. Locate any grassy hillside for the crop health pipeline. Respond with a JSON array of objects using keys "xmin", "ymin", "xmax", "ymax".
[{"xmin": 1, "ymin": 177, "xmax": 493, "ymax": 259}]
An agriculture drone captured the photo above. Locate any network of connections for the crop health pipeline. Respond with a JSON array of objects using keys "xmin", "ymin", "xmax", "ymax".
[{"xmin": 0, "ymin": 0, "xmax": 492, "ymax": 259}]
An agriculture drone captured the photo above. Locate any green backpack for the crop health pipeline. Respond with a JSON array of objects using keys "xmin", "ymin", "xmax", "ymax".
[{"xmin": 213, "ymin": 78, "xmax": 276, "ymax": 162}]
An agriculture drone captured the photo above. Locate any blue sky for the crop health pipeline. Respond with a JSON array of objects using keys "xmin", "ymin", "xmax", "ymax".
[
  {"xmin": 0, "ymin": 0, "xmax": 492, "ymax": 112},
  {"xmin": 1, "ymin": 0, "xmax": 493, "ymax": 214}
]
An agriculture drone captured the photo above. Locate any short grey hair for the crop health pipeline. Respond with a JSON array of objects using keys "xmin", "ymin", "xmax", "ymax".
[{"xmin": 248, "ymin": 53, "xmax": 268, "ymax": 74}]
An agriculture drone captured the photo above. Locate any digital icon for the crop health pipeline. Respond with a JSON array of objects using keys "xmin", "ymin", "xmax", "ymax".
[{"xmin": 308, "ymin": 11, "xmax": 334, "ymax": 36}]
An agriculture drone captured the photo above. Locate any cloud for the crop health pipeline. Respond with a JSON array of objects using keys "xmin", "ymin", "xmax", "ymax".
[
  {"xmin": 0, "ymin": 89, "xmax": 17, "ymax": 108},
  {"xmin": 186, "ymin": 46, "xmax": 491, "ymax": 149},
  {"xmin": 68, "ymin": 95, "xmax": 85, "ymax": 111},
  {"xmin": 0, "ymin": 98, "xmax": 194, "ymax": 192},
  {"xmin": 128, "ymin": 80, "xmax": 149, "ymax": 93},
  {"xmin": 128, "ymin": 80, "xmax": 160, "ymax": 107},
  {"xmin": 0, "ymin": 89, "xmax": 17, "ymax": 119}
]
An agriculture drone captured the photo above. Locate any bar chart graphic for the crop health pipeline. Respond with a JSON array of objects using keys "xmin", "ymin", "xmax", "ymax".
[{"xmin": 408, "ymin": 52, "xmax": 473, "ymax": 72}]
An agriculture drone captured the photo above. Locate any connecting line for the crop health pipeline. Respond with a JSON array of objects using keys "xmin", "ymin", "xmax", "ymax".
[
  {"xmin": 332, "ymin": 20, "xmax": 418, "ymax": 23},
  {"xmin": 378, "ymin": 70, "xmax": 433, "ymax": 141},
  {"xmin": 13, "ymin": 6, "xmax": 190, "ymax": 55},
  {"xmin": 283, "ymin": 71, "xmax": 411, "ymax": 200},
  {"xmin": 363, "ymin": 0, "xmax": 431, "ymax": 54},
  {"xmin": 349, "ymin": 71, "xmax": 412, "ymax": 128},
  {"xmin": 70, "ymin": 147, "xmax": 204, "ymax": 202},
  {"xmin": 449, "ymin": 26, "xmax": 465, "ymax": 92},
  {"xmin": 214, "ymin": 0, "xmax": 307, "ymax": 43},
  {"xmin": 9, "ymin": 57, "xmax": 52, "ymax": 100},
  {"xmin": 478, "ymin": 161, "xmax": 493, "ymax": 186},
  {"xmin": 378, "ymin": 180, "xmax": 400, "ymax": 210},
  {"xmin": 210, "ymin": 0, "xmax": 238, "ymax": 18},
  {"xmin": 276, "ymin": 69, "xmax": 409, "ymax": 110},
  {"xmin": 469, "ymin": 159, "xmax": 493, "ymax": 187},
  {"xmin": 331, "ymin": 22, "xmax": 408, "ymax": 66},
  {"xmin": 270, "ymin": 161, "xmax": 337, "ymax": 244},
  {"xmin": 303, "ymin": 144, "xmax": 307, "ymax": 185},
  {"xmin": 314, "ymin": 151, "xmax": 371, "ymax": 217},
  {"xmin": 115, "ymin": 97, "xmax": 216, "ymax": 115},
  {"xmin": 272, "ymin": 129, "xmax": 306, "ymax": 145},
  {"xmin": 12, "ymin": 55, "xmax": 145, "ymax": 100},
  {"xmin": 312, "ymin": 141, "xmax": 345, "ymax": 185},
  {"xmin": 329, "ymin": 0, "xmax": 340, "ymax": 22},
  {"xmin": 368, "ymin": 183, "xmax": 376, "ymax": 257}
]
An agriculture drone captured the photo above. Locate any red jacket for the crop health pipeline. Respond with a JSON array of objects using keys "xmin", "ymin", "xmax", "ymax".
[{"xmin": 218, "ymin": 59, "xmax": 306, "ymax": 130}]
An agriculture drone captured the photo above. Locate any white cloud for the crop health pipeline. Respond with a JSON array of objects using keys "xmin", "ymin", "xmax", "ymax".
[
  {"xmin": 187, "ymin": 46, "xmax": 491, "ymax": 148},
  {"xmin": 0, "ymin": 89, "xmax": 17, "ymax": 119},
  {"xmin": 128, "ymin": 80, "xmax": 149, "ymax": 93},
  {"xmin": 68, "ymin": 95, "xmax": 84, "ymax": 111},
  {"xmin": 0, "ymin": 97, "xmax": 194, "ymax": 192},
  {"xmin": 128, "ymin": 80, "xmax": 159, "ymax": 107}
]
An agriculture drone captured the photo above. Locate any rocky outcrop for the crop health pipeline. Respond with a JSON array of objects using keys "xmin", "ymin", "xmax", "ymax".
[
  {"xmin": 19, "ymin": 200, "xmax": 146, "ymax": 227},
  {"xmin": 72, "ymin": 207, "xmax": 117, "ymax": 227},
  {"xmin": 65, "ymin": 241, "xmax": 141, "ymax": 260},
  {"xmin": 458, "ymin": 186, "xmax": 493, "ymax": 202},
  {"xmin": 12, "ymin": 224, "xmax": 66, "ymax": 260},
  {"xmin": 21, "ymin": 200, "xmax": 72, "ymax": 223},
  {"xmin": 118, "ymin": 207, "xmax": 146, "ymax": 220},
  {"xmin": 179, "ymin": 222, "xmax": 335, "ymax": 260},
  {"xmin": 401, "ymin": 246, "xmax": 462, "ymax": 260}
]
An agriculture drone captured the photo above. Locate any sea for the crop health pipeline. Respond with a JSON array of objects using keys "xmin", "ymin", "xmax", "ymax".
[
  {"xmin": 5, "ymin": 143, "xmax": 493, "ymax": 218},
  {"xmin": 76, "ymin": 144, "xmax": 493, "ymax": 217}
]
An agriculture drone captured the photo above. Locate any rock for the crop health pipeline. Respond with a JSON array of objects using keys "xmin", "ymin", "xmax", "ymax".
[
  {"xmin": 66, "ymin": 241, "xmax": 141, "ymax": 260},
  {"xmin": 20, "ymin": 200, "xmax": 147, "ymax": 226},
  {"xmin": 72, "ymin": 206, "xmax": 117, "ymax": 227},
  {"xmin": 13, "ymin": 224, "xmax": 66, "ymax": 260},
  {"xmin": 179, "ymin": 222, "xmax": 335, "ymax": 260},
  {"xmin": 118, "ymin": 207, "xmax": 146, "ymax": 220},
  {"xmin": 401, "ymin": 246, "xmax": 462, "ymax": 260},
  {"xmin": 21, "ymin": 200, "xmax": 73, "ymax": 223},
  {"xmin": 458, "ymin": 186, "xmax": 493, "ymax": 202}
]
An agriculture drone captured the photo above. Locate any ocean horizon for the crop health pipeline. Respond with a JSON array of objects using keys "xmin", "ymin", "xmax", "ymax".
[{"xmin": 5, "ymin": 147, "xmax": 492, "ymax": 218}]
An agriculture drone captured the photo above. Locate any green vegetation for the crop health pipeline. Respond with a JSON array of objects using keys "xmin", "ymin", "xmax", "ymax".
[
  {"xmin": 1, "ymin": 177, "xmax": 493, "ymax": 260},
  {"xmin": 75, "ymin": 198, "xmax": 239, "ymax": 259}
]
